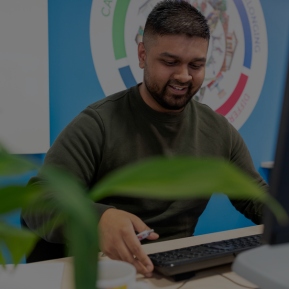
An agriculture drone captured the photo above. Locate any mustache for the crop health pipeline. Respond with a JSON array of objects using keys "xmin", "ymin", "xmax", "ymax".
[{"xmin": 167, "ymin": 80, "xmax": 192, "ymax": 87}]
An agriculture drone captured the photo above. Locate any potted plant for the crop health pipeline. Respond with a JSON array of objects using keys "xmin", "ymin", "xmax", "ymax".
[{"xmin": 0, "ymin": 145, "xmax": 287, "ymax": 289}]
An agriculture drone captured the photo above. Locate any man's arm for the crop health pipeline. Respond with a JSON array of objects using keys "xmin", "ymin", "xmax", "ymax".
[
  {"xmin": 21, "ymin": 106, "xmax": 158, "ymax": 275},
  {"xmin": 21, "ymin": 107, "xmax": 112, "ymax": 243},
  {"xmin": 228, "ymin": 124, "xmax": 269, "ymax": 224}
]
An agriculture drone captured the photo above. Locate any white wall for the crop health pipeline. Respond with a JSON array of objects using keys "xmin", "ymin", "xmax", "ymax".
[{"xmin": 0, "ymin": 0, "xmax": 49, "ymax": 154}]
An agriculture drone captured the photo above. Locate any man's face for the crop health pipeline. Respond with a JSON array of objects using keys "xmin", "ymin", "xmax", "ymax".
[{"xmin": 138, "ymin": 34, "xmax": 208, "ymax": 113}]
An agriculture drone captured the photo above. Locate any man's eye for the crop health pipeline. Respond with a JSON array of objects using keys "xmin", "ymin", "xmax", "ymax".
[
  {"xmin": 190, "ymin": 64, "xmax": 204, "ymax": 69},
  {"xmin": 164, "ymin": 60, "xmax": 176, "ymax": 66}
]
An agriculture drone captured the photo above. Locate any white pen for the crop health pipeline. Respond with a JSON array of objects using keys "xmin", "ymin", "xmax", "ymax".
[{"xmin": 137, "ymin": 229, "xmax": 154, "ymax": 241}]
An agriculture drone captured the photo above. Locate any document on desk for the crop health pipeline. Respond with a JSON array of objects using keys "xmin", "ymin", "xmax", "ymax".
[{"xmin": 0, "ymin": 262, "xmax": 64, "ymax": 289}]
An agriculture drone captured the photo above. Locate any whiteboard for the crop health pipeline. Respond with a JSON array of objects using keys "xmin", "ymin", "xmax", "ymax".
[{"xmin": 0, "ymin": 0, "xmax": 49, "ymax": 154}]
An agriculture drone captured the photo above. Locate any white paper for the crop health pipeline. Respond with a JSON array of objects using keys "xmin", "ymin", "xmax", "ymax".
[{"xmin": 0, "ymin": 263, "xmax": 64, "ymax": 289}]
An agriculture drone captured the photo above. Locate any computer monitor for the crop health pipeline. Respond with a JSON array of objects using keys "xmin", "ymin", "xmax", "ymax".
[{"xmin": 262, "ymin": 54, "xmax": 289, "ymax": 245}]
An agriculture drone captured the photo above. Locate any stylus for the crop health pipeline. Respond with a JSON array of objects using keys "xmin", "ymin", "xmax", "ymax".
[{"xmin": 137, "ymin": 229, "xmax": 154, "ymax": 241}]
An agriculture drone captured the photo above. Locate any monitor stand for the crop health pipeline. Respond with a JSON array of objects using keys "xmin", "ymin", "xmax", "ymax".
[{"xmin": 232, "ymin": 243, "xmax": 289, "ymax": 289}]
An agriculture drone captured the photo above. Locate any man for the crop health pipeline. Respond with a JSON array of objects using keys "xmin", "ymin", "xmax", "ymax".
[{"xmin": 22, "ymin": 0, "xmax": 268, "ymax": 277}]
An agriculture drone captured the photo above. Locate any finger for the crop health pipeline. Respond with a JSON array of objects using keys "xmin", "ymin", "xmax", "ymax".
[
  {"xmin": 123, "ymin": 233, "xmax": 154, "ymax": 274},
  {"xmin": 146, "ymin": 232, "xmax": 159, "ymax": 240},
  {"xmin": 130, "ymin": 217, "xmax": 159, "ymax": 241},
  {"xmin": 102, "ymin": 243, "xmax": 122, "ymax": 260},
  {"xmin": 103, "ymin": 241, "xmax": 148, "ymax": 275},
  {"xmin": 116, "ymin": 239, "xmax": 153, "ymax": 276},
  {"xmin": 130, "ymin": 214, "xmax": 152, "ymax": 234},
  {"xmin": 102, "ymin": 226, "xmax": 152, "ymax": 276}
]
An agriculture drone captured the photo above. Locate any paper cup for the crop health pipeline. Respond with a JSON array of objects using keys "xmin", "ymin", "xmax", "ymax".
[{"xmin": 97, "ymin": 260, "xmax": 150, "ymax": 289}]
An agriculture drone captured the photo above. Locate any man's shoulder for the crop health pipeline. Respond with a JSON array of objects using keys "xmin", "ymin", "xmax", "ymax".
[
  {"xmin": 190, "ymin": 99, "xmax": 243, "ymax": 145},
  {"xmin": 71, "ymin": 85, "xmax": 141, "ymax": 127},
  {"xmin": 191, "ymin": 99, "xmax": 228, "ymax": 123},
  {"xmin": 88, "ymin": 87, "xmax": 134, "ymax": 111}
]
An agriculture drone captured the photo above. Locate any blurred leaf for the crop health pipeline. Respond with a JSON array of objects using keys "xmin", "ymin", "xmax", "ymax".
[
  {"xmin": 90, "ymin": 157, "xmax": 288, "ymax": 224},
  {"xmin": 66, "ymin": 219, "xmax": 99, "ymax": 289},
  {"xmin": 0, "ymin": 246, "xmax": 6, "ymax": 265},
  {"xmin": 41, "ymin": 167, "xmax": 99, "ymax": 289},
  {"xmin": 0, "ymin": 146, "xmax": 39, "ymax": 176},
  {"xmin": 0, "ymin": 223, "xmax": 38, "ymax": 265},
  {"xmin": 0, "ymin": 185, "xmax": 42, "ymax": 214}
]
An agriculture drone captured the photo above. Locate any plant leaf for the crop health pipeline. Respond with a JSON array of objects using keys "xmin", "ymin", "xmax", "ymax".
[
  {"xmin": 0, "ymin": 147, "xmax": 39, "ymax": 176},
  {"xmin": 89, "ymin": 157, "xmax": 288, "ymax": 224},
  {"xmin": 0, "ymin": 251, "xmax": 5, "ymax": 266},
  {"xmin": 0, "ymin": 223, "xmax": 38, "ymax": 265},
  {"xmin": 0, "ymin": 185, "xmax": 42, "ymax": 214},
  {"xmin": 41, "ymin": 167, "xmax": 99, "ymax": 289}
]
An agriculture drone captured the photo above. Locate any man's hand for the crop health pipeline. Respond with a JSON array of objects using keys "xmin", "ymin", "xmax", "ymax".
[{"xmin": 98, "ymin": 208, "xmax": 159, "ymax": 277}]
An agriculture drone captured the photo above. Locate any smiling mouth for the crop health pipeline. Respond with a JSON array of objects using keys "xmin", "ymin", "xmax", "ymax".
[
  {"xmin": 173, "ymin": 86, "xmax": 186, "ymax": 90},
  {"xmin": 168, "ymin": 85, "xmax": 189, "ymax": 93}
]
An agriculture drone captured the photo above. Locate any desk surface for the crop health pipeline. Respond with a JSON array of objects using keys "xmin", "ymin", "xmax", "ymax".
[{"xmin": 53, "ymin": 225, "xmax": 263, "ymax": 289}]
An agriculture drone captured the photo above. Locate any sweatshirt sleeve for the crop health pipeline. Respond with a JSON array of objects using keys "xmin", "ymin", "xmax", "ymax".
[
  {"xmin": 21, "ymin": 107, "xmax": 114, "ymax": 243},
  {"xmin": 227, "ymin": 123, "xmax": 269, "ymax": 224}
]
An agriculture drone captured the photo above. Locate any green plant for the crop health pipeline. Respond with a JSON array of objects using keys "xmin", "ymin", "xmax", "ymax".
[{"xmin": 0, "ymin": 146, "xmax": 287, "ymax": 289}]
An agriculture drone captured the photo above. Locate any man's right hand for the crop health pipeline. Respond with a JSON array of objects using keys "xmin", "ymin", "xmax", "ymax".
[{"xmin": 98, "ymin": 208, "xmax": 159, "ymax": 277}]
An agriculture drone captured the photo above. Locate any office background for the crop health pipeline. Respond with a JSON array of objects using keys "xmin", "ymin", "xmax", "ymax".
[{"xmin": 1, "ymin": 0, "xmax": 289, "ymax": 246}]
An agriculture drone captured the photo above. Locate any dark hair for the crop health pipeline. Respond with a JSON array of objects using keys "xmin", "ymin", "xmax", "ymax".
[{"xmin": 143, "ymin": 0, "xmax": 210, "ymax": 43}]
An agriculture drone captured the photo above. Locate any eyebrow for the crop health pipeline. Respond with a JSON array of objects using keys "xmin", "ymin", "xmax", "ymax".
[{"xmin": 159, "ymin": 52, "xmax": 206, "ymax": 63}]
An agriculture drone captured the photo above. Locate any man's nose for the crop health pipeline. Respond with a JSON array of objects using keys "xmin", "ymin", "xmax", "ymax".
[{"xmin": 173, "ymin": 65, "xmax": 192, "ymax": 83}]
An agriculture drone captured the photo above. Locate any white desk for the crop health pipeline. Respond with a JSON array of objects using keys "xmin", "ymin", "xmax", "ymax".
[{"xmin": 51, "ymin": 225, "xmax": 263, "ymax": 289}]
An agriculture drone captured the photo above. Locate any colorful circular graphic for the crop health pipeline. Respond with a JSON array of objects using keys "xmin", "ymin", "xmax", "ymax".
[{"xmin": 90, "ymin": 0, "xmax": 268, "ymax": 129}]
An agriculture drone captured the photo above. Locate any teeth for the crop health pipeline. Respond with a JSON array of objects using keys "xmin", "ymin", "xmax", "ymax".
[{"xmin": 173, "ymin": 86, "xmax": 184, "ymax": 90}]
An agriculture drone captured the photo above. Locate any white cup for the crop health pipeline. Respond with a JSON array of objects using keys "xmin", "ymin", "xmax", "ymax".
[{"xmin": 96, "ymin": 260, "xmax": 151, "ymax": 289}]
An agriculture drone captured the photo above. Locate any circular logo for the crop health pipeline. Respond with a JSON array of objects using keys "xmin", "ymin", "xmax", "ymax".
[{"xmin": 90, "ymin": 0, "xmax": 268, "ymax": 129}]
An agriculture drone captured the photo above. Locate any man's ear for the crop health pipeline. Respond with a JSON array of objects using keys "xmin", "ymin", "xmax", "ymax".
[{"xmin": 138, "ymin": 42, "xmax": 146, "ymax": 69}]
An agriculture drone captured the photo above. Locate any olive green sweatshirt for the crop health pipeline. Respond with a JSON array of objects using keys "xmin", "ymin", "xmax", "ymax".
[{"xmin": 23, "ymin": 84, "xmax": 268, "ymax": 243}]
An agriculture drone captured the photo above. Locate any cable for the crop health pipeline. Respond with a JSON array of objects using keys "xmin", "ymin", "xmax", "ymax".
[
  {"xmin": 174, "ymin": 273, "xmax": 259, "ymax": 289},
  {"xmin": 220, "ymin": 273, "xmax": 260, "ymax": 289},
  {"xmin": 175, "ymin": 279, "xmax": 190, "ymax": 289}
]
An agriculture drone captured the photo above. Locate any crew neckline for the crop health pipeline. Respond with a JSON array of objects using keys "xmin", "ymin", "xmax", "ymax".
[{"xmin": 131, "ymin": 84, "xmax": 189, "ymax": 123}]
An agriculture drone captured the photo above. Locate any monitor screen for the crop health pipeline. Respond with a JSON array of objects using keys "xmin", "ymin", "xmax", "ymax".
[{"xmin": 263, "ymin": 57, "xmax": 289, "ymax": 245}]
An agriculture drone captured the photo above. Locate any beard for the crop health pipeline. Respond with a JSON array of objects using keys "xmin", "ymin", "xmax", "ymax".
[{"xmin": 143, "ymin": 71, "xmax": 200, "ymax": 111}]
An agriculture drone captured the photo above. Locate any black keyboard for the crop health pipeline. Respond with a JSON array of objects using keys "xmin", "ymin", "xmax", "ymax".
[{"xmin": 148, "ymin": 234, "xmax": 262, "ymax": 277}]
